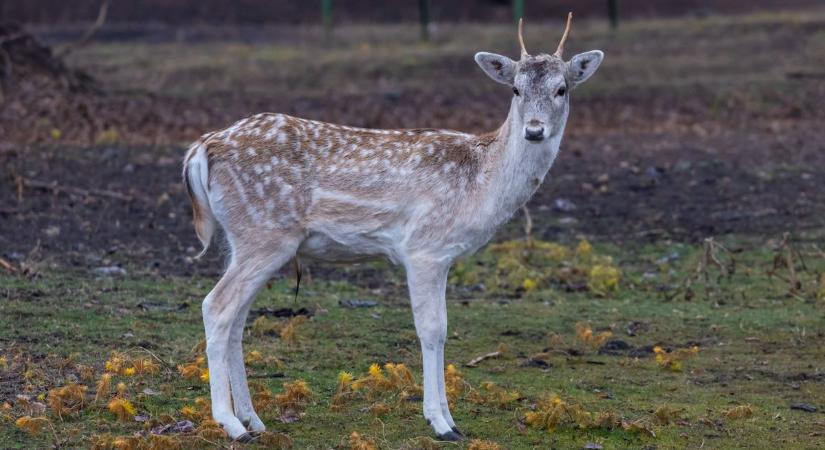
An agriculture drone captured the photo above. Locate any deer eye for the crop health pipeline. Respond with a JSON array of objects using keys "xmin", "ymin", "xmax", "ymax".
[
  {"xmin": 512, "ymin": 87, "xmax": 520, "ymax": 96},
  {"xmin": 556, "ymin": 86, "xmax": 567, "ymax": 97}
]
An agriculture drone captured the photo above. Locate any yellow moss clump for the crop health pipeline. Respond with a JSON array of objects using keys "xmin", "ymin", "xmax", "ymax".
[
  {"xmin": 588, "ymin": 264, "xmax": 621, "ymax": 296},
  {"xmin": 258, "ymin": 431, "xmax": 294, "ymax": 449},
  {"xmin": 575, "ymin": 322, "xmax": 613, "ymax": 348},
  {"xmin": 47, "ymin": 383, "xmax": 87, "ymax": 419},
  {"xmin": 280, "ymin": 316, "xmax": 307, "ymax": 347},
  {"xmin": 107, "ymin": 398, "xmax": 136, "ymax": 422},
  {"xmin": 332, "ymin": 371, "xmax": 355, "ymax": 410},
  {"xmin": 94, "ymin": 373, "xmax": 112, "ymax": 403},
  {"xmin": 451, "ymin": 238, "xmax": 620, "ymax": 296},
  {"xmin": 467, "ymin": 382, "xmax": 520, "ymax": 409},
  {"xmin": 91, "ymin": 434, "xmax": 183, "ymax": 450},
  {"xmin": 576, "ymin": 240, "xmax": 593, "ymax": 258},
  {"xmin": 245, "ymin": 350, "xmax": 264, "ymax": 365},
  {"xmin": 15, "ymin": 415, "xmax": 49, "ymax": 436},
  {"xmin": 333, "ymin": 363, "xmax": 422, "ymax": 413},
  {"xmin": 444, "ymin": 364, "xmax": 466, "ymax": 404},
  {"xmin": 76, "ymin": 364, "xmax": 95, "ymax": 383},
  {"xmin": 179, "ymin": 397, "xmax": 212, "ymax": 422},
  {"xmin": 252, "ymin": 383, "xmax": 279, "ymax": 416},
  {"xmin": 250, "ymin": 380, "xmax": 312, "ymax": 420},
  {"xmin": 180, "ymin": 405, "xmax": 201, "ymax": 422},
  {"xmin": 252, "ymin": 316, "xmax": 281, "ymax": 336},
  {"xmin": 130, "ymin": 358, "xmax": 160, "ymax": 375},
  {"xmin": 723, "ymin": 405, "xmax": 754, "ymax": 420},
  {"xmin": 525, "ymin": 394, "xmax": 654, "ymax": 436},
  {"xmin": 251, "ymin": 315, "xmax": 308, "ymax": 346},
  {"xmin": 368, "ymin": 402, "xmax": 389, "ymax": 417},
  {"xmin": 104, "ymin": 352, "xmax": 126, "ymax": 375},
  {"xmin": 275, "ymin": 379, "xmax": 313, "ymax": 413},
  {"xmin": 348, "ymin": 431, "xmax": 377, "ymax": 450},
  {"xmin": 817, "ymin": 273, "xmax": 825, "ymax": 300},
  {"xmin": 177, "ymin": 356, "xmax": 208, "ymax": 383},
  {"xmin": 103, "ymin": 352, "xmax": 159, "ymax": 377},
  {"xmin": 653, "ymin": 345, "xmax": 699, "ymax": 372},
  {"xmin": 196, "ymin": 419, "xmax": 227, "ymax": 440},
  {"xmin": 467, "ymin": 439, "xmax": 503, "ymax": 450}
]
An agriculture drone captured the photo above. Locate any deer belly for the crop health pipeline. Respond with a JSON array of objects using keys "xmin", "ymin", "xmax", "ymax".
[{"xmin": 297, "ymin": 232, "xmax": 397, "ymax": 264}]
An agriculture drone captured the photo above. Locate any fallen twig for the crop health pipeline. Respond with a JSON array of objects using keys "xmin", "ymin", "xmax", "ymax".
[
  {"xmin": 0, "ymin": 257, "xmax": 17, "ymax": 273},
  {"xmin": 465, "ymin": 351, "xmax": 501, "ymax": 368},
  {"xmin": 22, "ymin": 177, "xmax": 137, "ymax": 202},
  {"xmin": 55, "ymin": 0, "xmax": 109, "ymax": 58},
  {"xmin": 768, "ymin": 232, "xmax": 803, "ymax": 295},
  {"xmin": 668, "ymin": 237, "xmax": 736, "ymax": 301}
]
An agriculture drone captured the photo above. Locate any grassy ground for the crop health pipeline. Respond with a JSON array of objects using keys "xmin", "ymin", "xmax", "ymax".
[{"xmin": 2, "ymin": 237, "xmax": 824, "ymax": 449}]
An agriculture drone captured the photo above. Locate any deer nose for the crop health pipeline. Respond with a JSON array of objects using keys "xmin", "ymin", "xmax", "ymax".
[{"xmin": 524, "ymin": 124, "xmax": 545, "ymax": 142}]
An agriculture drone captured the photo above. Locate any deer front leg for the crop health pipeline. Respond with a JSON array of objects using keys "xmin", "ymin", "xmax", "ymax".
[
  {"xmin": 406, "ymin": 257, "xmax": 462, "ymax": 441},
  {"xmin": 436, "ymin": 343, "xmax": 460, "ymax": 434}
]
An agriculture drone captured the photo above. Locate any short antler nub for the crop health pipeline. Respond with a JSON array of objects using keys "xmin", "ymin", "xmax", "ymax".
[
  {"xmin": 518, "ymin": 18, "xmax": 528, "ymax": 58},
  {"xmin": 554, "ymin": 12, "xmax": 573, "ymax": 58}
]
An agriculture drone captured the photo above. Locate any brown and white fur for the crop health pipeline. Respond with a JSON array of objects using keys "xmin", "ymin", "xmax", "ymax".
[{"xmin": 183, "ymin": 14, "xmax": 602, "ymax": 442}]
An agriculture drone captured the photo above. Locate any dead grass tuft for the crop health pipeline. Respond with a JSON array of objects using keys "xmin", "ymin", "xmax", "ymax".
[
  {"xmin": 15, "ymin": 415, "xmax": 50, "ymax": 436},
  {"xmin": 47, "ymin": 383, "xmax": 87, "ymax": 419},
  {"xmin": 653, "ymin": 345, "xmax": 699, "ymax": 372},
  {"xmin": 467, "ymin": 381, "xmax": 521, "ymax": 409},
  {"xmin": 467, "ymin": 439, "xmax": 503, "ymax": 450},
  {"xmin": 348, "ymin": 431, "xmax": 377, "ymax": 450},
  {"xmin": 106, "ymin": 398, "xmax": 136, "ymax": 422},
  {"xmin": 525, "ymin": 394, "xmax": 655, "ymax": 437},
  {"xmin": 575, "ymin": 322, "xmax": 613, "ymax": 348},
  {"xmin": 724, "ymin": 405, "xmax": 755, "ymax": 420}
]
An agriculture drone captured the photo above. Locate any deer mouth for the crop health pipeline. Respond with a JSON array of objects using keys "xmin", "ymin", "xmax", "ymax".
[{"xmin": 524, "ymin": 123, "xmax": 546, "ymax": 142}]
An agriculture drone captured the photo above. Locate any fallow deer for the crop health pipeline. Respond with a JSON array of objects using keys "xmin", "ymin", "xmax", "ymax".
[{"xmin": 183, "ymin": 14, "xmax": 602, "ymax": 441}]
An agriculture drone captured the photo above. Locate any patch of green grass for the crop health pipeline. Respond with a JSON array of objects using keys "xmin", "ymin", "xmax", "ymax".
[{"xmin": 1, "ymin": 237, "xmax": 824, "ymax": 449}]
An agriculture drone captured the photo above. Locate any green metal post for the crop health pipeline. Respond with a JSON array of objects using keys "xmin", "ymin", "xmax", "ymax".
[
  {"xmin": 608, "ymin": 0, "xmax": 618, "ymax": 28},
  {"xmin": 419, "ymin": 0, "xmax": 430, "ymax": 41},
  {"xmin": 322, "ymin": 0, "xmax": 333, "ymax": 42},
  {"xmin": 513, "ymin": 0, "xmax": 524, "ymax": 23}
]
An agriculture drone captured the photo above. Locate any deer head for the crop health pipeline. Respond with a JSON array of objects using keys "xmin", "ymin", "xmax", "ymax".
[{"xmin": 474, "ymin": 13, "xmax": 603, "ymax": 143}]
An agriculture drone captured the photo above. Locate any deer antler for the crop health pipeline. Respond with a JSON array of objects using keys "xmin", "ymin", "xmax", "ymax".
[
  {"xmin": 518, "ymin": 18, "xmax": 528, "ymax": 58},
  {"xmin": 554, "ymin": 12, "xmax": 573, "ymax": 58}
]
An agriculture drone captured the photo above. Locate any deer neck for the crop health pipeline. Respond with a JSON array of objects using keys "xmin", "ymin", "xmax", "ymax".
[{"xmin": 479, "ymin": 98, "xmax": 566, "ymax": 223}]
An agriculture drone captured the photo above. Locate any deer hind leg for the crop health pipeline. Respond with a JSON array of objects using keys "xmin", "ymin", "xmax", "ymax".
[
  {"xmin": 202, "ymin": 237, "xmax": 300, "ymax": 441},
  {"xmin": 405, "ymin": 257, "xmax": 462, "ymax": 441},
  {"xmin": 227, "ymin": 297, "xmax": 265, "ymax": 433}
]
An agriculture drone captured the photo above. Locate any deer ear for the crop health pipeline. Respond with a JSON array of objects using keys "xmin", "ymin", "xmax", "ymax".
[
  {"xmin": 567, "ymin": 50, "xmax": 603, "ymax": 88},
  {"xmin": 474, "ymin": 52, "xmax": 517, "ymax": 86}
]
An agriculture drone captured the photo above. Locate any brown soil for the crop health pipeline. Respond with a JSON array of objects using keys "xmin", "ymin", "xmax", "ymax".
[
  {"xmin": 1, "ymin": 17, "xmax": 823, "ymax": 277},
  {"xmin": 2, "ymin": 117, "xmax": 822, "ymax": 278}
]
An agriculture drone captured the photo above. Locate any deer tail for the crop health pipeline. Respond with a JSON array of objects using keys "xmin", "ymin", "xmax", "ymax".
[{"xmin": 183, "ymin": 139, "xmax": 216, "ymax": 259}]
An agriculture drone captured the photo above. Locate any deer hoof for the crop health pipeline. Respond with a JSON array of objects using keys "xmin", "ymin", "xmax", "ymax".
[
  {"xmin": 437, "ymin": 430, "xmax": 464, "ymax": 442},
  {"xmin": 233, "ymin": 432, "xmax": 254, "ymax": 443}
]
